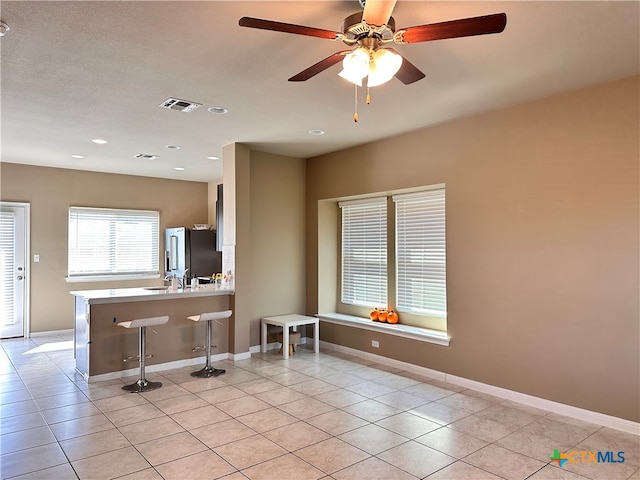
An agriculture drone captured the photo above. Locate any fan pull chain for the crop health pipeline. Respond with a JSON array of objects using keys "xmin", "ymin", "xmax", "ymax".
[
  {"xmin": 366, "ymin": 86, "xmax": 371, "ymax": 105},
  {"xmin": 353, "ymin": 83, "xmax": 359, "ymax": 123}
]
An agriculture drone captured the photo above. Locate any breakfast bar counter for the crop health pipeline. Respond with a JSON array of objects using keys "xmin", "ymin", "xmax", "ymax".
[
  {"xmin": 71, "ymin": 286, "xmax": 233, "ymax": 381},
  {"xmin": 72, "ymin": 285, "xmax": 233, "ymax": 304}
]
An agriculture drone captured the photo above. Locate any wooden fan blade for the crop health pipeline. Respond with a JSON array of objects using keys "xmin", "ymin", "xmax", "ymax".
[
  {"xmin": 399, "ymin": 13, "xmax": 507, "ymax": 44},
  {"xmin": 239, "ymin": 17, "xmax": 339, "ymax": 40},
  {"xmin": 388, "ymin": 51, "xmax": 426, "ymax": 85},
  {"xmin": 288, "ymin": 51, "xmax": 350, "ymax": 82},
  {"xmin": 362, "ymin": 0, "xmax": 397, "ymax": 27}
]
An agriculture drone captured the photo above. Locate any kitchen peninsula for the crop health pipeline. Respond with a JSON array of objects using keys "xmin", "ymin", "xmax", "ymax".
[{"xmin": 71, "ymin": 286, "xmax": 233, "ymax": 381}]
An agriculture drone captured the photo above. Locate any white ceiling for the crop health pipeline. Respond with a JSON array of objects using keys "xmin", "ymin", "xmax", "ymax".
[{"xmin": 1, "ymin": 1, "xmax": 638, "ymax": 182}]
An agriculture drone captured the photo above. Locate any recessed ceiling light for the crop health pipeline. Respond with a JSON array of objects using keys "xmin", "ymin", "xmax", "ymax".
[
  {"xmin": 174, "ymin": 167, "xmax": 185, "ymax": 171},
  {"xmin": 165, "ymin": 144, "xmax": 181, "ymax": 150},
  {"xmin": 207, "ymin": 106, "xmax": 229, "ymax": 115},
  {"xmin": 308, "ymin": 129, "xmax": 326, "ymax": 136},
  {"xmin": 91, "ymin": 138, "xmax": 108, "ymax": 144},
  {"xmin": 70, "ymin": 154, "xmax": 85, "ymax": 159},
  {"xmin": 206, "ymin": 156, "xmax": 220, "ymax": 160}
]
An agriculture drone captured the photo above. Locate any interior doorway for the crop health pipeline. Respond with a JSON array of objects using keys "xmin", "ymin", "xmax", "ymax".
[{"xmin": 1, "ymin": 202, "xmax": 30, "ymax": 338}]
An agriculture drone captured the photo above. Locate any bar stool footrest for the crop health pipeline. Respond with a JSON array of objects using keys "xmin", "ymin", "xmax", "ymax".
[
  {"xmin": 192, "ymin": 345, "xmax": 216, "ymax": 353},
  {"xmin": 123, "ymin": 353, "xmax": 153, "ymax": 363}
]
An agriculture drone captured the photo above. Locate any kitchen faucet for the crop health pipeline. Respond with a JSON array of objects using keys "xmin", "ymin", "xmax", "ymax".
[{"xmin": 164, "ymin": 269, "xmax": 188, "ymax": 289}]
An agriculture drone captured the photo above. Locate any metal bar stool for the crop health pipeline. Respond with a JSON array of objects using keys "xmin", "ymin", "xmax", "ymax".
[
  {"xmin": 188, "ymin": 310, "xmax": 232, "ymax": 378},
  {"xmin": 117, "ymin": 316, "xmax": 169, "ymax": 392}
]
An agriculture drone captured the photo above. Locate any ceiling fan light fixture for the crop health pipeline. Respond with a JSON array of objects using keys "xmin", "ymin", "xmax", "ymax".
[
  {"xmin": 367, "ymin": 48, "xmax": 403, "ymax": 87},
  {"xmin": 339, "ymin": 47, "xmax": 370, "ymax": 85},
  {"xmin": 338, "ymin": 68, "xmax": 363, "ymax": 86}
]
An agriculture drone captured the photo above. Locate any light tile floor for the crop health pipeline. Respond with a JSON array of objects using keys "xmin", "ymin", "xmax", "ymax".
[{"xmin": 1, "ymin": 333, "xmax": 638, "ymax": 480}]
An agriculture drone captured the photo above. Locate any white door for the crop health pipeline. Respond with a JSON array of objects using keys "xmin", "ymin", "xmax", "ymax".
[{"xmin": 1, "ymin": 203, "xmax": 29, "ymax": 338}]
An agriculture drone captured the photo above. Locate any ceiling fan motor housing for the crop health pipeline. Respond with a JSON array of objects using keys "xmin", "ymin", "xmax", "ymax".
[{"xmin": 341, "ymin": 12, "xmax": 396, "ymax": 43}]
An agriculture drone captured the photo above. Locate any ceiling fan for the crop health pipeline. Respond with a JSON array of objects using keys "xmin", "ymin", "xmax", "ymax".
[{"xmin": 239, "ymin": 0, "xmax": 506, "ymax": 120}]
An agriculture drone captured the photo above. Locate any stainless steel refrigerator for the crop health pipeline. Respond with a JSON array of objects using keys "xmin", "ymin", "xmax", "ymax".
[{"xmin": 164, "ymin": 227, "xmax": 222, "ymax": 280}]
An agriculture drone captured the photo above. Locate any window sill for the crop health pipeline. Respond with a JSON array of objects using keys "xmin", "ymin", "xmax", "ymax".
[
  {"xmin": 65, "ymin": 273, "xmax": 161, "ymax": 283},
  {"xmin": 316, "ymin": 313, "xmax": 450, "ymax": 347}
]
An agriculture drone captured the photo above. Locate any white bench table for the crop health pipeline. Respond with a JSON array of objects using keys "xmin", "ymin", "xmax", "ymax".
[{"xmin": 261, "ymin": 314, "xmax": 319, "ymax": 359}]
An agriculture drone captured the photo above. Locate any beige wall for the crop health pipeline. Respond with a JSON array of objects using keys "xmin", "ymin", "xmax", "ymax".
[
  {"xmin": 248, "ymin": 150, "xmax": 306, "ymax": 346},
  {"xmin": 225, "ymin": 146, "xmax": 307, "ymax": 350},
  {"xmin": 0, "ymin": 163, "xmax": 210, "ymax": 332},
  {"xmin": 305, "ymin": 75, "xmax": 640, "ymax": 422}
]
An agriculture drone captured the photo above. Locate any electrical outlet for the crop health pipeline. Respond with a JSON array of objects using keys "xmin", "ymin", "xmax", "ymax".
[{"xmin": 371, "ymin": 340, "xmax": 379, "ymax": 348}]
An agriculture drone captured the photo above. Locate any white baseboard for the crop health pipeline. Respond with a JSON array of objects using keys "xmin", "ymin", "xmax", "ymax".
[
  {"xmin": 229, "ymin": 351, "xmax": 252, "ymax": 361},
  {"xmin": 320, "ymin": 340, "xmax": 640, "ymax": 436},
  {"xmin": 446, "ymin": 373, "xmax": 640, "ymax": 436}
]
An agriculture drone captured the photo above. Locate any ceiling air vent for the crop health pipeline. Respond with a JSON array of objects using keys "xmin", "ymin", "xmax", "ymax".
[
  {"xmin": 134, "ymin": 153, "xmax": 160, "ymax": 160},
  {"xmin": 159, "ymin": 98, "xmax": 202, "ymax": 113}
]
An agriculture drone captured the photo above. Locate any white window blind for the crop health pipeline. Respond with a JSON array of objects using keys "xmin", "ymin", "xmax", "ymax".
[
  {"xmin": 394, "ymin": 188, "xmax": 446, "ymax": 317},
  {"xmin": 1, "ymin": 212, "xmax": 16, "ymax": 323},
  {"xmin": 340, "ymin": 198, "xmax": 387, "ymax": 307},
  {"xmin": 68, "ymin": 207, "xmax": 159, "ymax": 279}
]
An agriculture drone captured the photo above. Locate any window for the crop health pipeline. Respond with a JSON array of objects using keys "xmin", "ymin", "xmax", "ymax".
[
  {"xmin": 68, "ymin": 207, "xmax": 160, "ymax": 280},
  {"xmin": 340, "ymin": 198, "xmax": 387, "ymax": 307},
  {"xmin": 337, "ymin": 187, "xmax": 447, "ymax": 328},
  {"xmin": 394, "ymin": 188, "xmax": 446, "ymax": 318}
]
